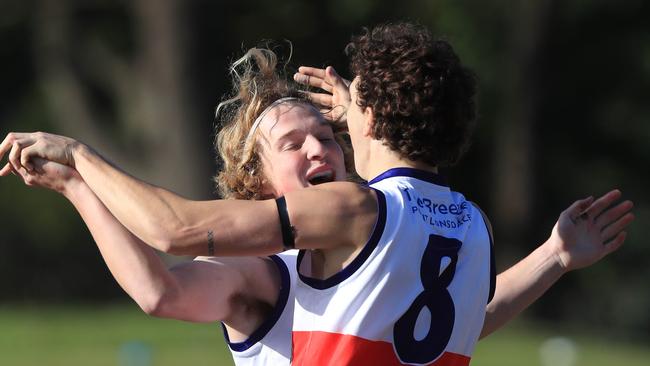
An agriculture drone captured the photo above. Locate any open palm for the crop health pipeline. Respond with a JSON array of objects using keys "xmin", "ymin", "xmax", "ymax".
[
  {"xmin": 551, "ymin": 190, "xmax": 634, "ymax": 272},
  {"xmin": 294, "ymin": 66, "xmax": 351, "ymax": 123}
]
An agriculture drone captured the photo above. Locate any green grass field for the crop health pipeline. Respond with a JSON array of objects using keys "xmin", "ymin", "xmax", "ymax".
[{"xmin": 0, "ymin": 304, "xmax": 647, "ymax": 365}]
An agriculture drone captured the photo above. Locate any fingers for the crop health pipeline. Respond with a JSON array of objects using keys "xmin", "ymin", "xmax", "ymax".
[
  {"xmin": 603, "ymin": 231, "xmax": 626, "ymax": 256},
  {"xmin": 20, "ymin": 144, "xmax": 38, "ymax": 172},
  {"xmin": 567, "ymin": 196, "xmax": 594, "ymax": 224},
  {"xmin": 319, "ymin": 105, "xmax": 348, "ymax": 123},
  {"xmin": 9, "ymin": 163, "xmax": 20, "ymax": 176},
  {"xmin": 581, "ymin": 189, "xmax": 622, "ymax": 220},
  {"xmin": 5, "ymin": 161, "xmax": 36, "ymax": 187},
  {"xmin": 297, "ymin": 66, "xmax": 326, "ymax": 79},
  {"xmin": 294, "ymin": 73, "xmax": 333, "ymax": 93},
  {"xmin": 294, "ymin": 67, "xmax": 333, "ymax": 93},
  {"xmin": 578, "ymin": 196, "xmax": 595, "ymax": 210},
  {"xmin": 293, "ymin": 72, "xmax": 309, "ymax": 85},
  {"xmin": 325, "ymin": 67, "xmax": 352, "ymax": 105},
  {"xmin": 0, "ymin": 132, "xmax": 25, "ymax": 162},
  {"xmin": 0, "ymin": 162, "xmax": 13, "ymax": 177},
  {"xmin": 330, "ymin": 67, "xmax": 352, "ymax": 88},
  {"xmin": 1, "ymin": 133, "xmax": 37, "ymax": 173},
  {"xmin": 600, "ymin": 212, "xmax": 635, "ymax": 243},
  {"xmin": 325, "ymin": 66, "xmax": 348, "ymax": 89},
  {"xmin": 595, "ymin": 200, "xmax": 634, "ymax": 227},
  {"xmin": 9, "ymin": 141, "xmax": 25, "ymax": 172},
  {"xmin": 31, "ymin": 157, "xmax": 47, "ymax": 174},
  {"xmin": 15, "ymin": 164, "xmax": 29, "ymax": 180},
  {"xmin": 303, "ymin": 92, "xmax": 334, "ymax": 107}
]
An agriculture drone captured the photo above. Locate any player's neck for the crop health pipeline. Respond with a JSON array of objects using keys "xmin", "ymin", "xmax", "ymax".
[{"xmin": 362, "ymin": 141, "xmax": 438, "ymax": 181}]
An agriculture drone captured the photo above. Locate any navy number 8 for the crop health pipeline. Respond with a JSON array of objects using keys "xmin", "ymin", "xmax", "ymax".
[{"xmin": 393, "ymin": 234, "xmax": 462, "ymax": 364}]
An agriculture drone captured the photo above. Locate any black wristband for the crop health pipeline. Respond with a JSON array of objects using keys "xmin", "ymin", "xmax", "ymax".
[{"xmin": 275, "ymin": 196, "xmax": 295, "ymax": 250}]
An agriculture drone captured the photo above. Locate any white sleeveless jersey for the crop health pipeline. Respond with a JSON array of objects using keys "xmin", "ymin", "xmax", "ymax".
[
  {"xmin": 222, "ymin": 250, "xmax": 298, "ymax": 366},
  {"xmin": 293, "ymin": 168, "xmax": 495, "ymax": 366}
]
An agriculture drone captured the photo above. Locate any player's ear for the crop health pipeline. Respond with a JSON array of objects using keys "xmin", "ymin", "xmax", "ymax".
[{"xmin": 362, "ymin": 106, "xmax": 375, "ymax": 138}]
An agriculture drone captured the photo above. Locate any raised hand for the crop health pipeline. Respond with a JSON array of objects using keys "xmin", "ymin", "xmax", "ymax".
[
  {"xmin": 550, "ymin": 189, "xmax": 634, "ymax": 272},
  {"xmin": 0, "ymin": 132, "xmax": 78, "ymax": 176},
  {"xmin": 294, "ymin": 66, "xmax": 351, "ymax": 123}
]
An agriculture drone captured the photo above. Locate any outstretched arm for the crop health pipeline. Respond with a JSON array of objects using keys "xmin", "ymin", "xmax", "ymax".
[
  {"xmin": 0, "ymin": 133, "xmax": 377, "ymax": 257},
  {"xmin": 480, "ymin": 190, "xmax": 634, "ymax": 338},
  {"xmin": 11, "ymin": 159, "xmax": 277, "ymax": 324}
]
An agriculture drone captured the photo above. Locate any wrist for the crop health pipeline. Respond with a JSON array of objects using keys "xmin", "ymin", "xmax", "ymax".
[
  {"xmin": 542, "ymin": 238, "xmax": 571, "ymax": 275},
  {"xmin": 69, "ymin": 140, "xmax": 92, "ymax": 168},
  {"xmin": 60, "ymin": 173, "xmax": 85, "ymax": 199}
]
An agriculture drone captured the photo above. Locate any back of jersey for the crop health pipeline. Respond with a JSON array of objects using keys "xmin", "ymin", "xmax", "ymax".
[{"xmin": 293, "ymin": 168, "xmax": 495, "ymax": 366}]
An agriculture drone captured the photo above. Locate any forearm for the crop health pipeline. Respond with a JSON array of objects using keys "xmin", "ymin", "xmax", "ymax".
[
  {"xmin": 62, "ymin": 178, "xmax": 181, "ymax": 314},
  {"xmin": 71, "ymin": 143, "xmax": 213, "ymax": 255},
  {"xmin": 2, "ymin": 132, "xmax": 284, "ymax": 256},
  {"xmin": 69, "ymin": 143, "xmax": 373, "ymax": 256},
  {"xmin": 480, "ymin": 241, "xmax": 567, "ymax": 338}
]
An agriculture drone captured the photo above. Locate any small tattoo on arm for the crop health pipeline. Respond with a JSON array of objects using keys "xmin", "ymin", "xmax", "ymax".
[{"xmin": 207, "ymin": 230, "xmax": 215, "ymax": 256}]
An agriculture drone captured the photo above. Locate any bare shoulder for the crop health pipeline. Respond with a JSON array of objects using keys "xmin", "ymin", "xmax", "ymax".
[
  {"xmin": 286, "ymin": 182, "xmax": 379, "ymax": 250},
  {"xmin": 189, "ymin": 256, "xmax": 281, "ymax": 334},
  {"xmin": 316, "ymin": 181, "xmax": 372, "ymax": 194},
  {"xmin": 293, "ymin": 181, "xmax": 377, "ymax": 214},
  {"xmin": 193, "ymin": 255, "xmax": 281, "ymax": 306}
]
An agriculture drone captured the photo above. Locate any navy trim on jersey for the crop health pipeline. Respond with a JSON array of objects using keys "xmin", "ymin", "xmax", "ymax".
[
  {"xmin": 222, "ymin": 254, "xmax": 290, "ymax": 352},
  {"xmin": 488, "ymin": 232, "xmax": 496, "ymax": 303},
  {"xmin": 471, "ymin": 202, "xmax": 497, "ymax": 304},
  {"xmin": 368, "ymin": 167, "xmax": 448, "ymax": 187},
  {"xmin": 297, "ymin": 188, "xmax": 387, "ymax": 290}
]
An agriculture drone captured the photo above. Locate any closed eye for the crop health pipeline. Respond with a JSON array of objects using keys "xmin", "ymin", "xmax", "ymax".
[{"xmin": 282, "ymin": 143, "xmax": 302, "ymax": 151}]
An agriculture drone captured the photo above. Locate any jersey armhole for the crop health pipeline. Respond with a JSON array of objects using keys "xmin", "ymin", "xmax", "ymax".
[
  {"xmin": 222, "ymin": 255, "xmax": 291, "ymax": 352},
  {"xmin": 297, "ymin": 188, "xmax": 387, "ymax": 289},
  {"xmin": 471, "ymin": 202, "xmax": 496, "ymax": 304}
]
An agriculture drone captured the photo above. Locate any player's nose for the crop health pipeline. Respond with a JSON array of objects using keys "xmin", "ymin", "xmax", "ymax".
[{"xmin": 305, "ymin": 135, "xmax": 327, "ymax": 160}]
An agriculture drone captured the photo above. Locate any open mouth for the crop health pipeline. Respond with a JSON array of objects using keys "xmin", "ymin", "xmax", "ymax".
[{"xmin": 308, "ymin": 170, "xmax": 335, "ymax": 185}]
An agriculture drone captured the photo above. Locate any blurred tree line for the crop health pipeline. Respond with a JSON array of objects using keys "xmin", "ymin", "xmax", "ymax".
[{"xmin": 0, "ymin": 0, "xmax": 648, "ymax": 341}]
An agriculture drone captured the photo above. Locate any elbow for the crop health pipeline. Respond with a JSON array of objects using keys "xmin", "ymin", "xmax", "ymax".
[
  {"xmin": 137, "ymin": 213, "xmax": 188, "ymax": 255},
  {"xmin": 134, "ymin": 283, "xmax": 182, "ymax": 318},
  {"xmin": 139, "ymin": 300, "xmax": 163, "ymax": 318},
  {"xmin": 138, "ymin": 290, "xmax": 178, "ymax": 318},
  {"xmin": 139, "ymin": 294, "xmax": 164, "ymax": 317},
  {"xmin": 151, "ymin": 223, "xmax": 199, "ymax": 256},
  {"xmin": 151, "ymin": 236, "xmax": 175, "ymax": 255},
  {"xmin": 148, "ymin": 227, "xmax": 185, "ymax": 255},
  {"xmin": 158, "ymin": 236, "xmax": 191, "ymax": 257}
]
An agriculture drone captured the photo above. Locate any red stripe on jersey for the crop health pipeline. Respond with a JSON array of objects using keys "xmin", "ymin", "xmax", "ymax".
[{"xmin": 292, "ymin": 331, "xmax": 470, "ymax": 366}]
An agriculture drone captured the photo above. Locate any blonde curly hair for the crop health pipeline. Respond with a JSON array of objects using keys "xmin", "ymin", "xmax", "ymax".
[
  {"xmin": 214, "ymin": 47, "xmax": 355, "ymax": 200},
  {"xmin": 214, "ymin": 47, "xmax": 308, "ymax": 199}
]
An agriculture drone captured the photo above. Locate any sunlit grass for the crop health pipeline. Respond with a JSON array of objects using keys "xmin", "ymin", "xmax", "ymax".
[
  {"xmin": 0, "ymin": 304, "xmax": 230, "ymax": 366},
  {"xmin": 0, "ymin": 304, "xmax": 648, "ymax": 366},
  {"xmin": 474, "ymin": 319, "xmax": 649, "ymax": 366}
]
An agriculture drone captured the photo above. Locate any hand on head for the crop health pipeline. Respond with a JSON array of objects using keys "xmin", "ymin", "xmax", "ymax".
[
  {"xmin": 294, "ymin": 66, "xmax": 351, "ymax": 124},
  {"xmin": 550, "ymin": 189, "xmax": 634, "ymax": 272}
]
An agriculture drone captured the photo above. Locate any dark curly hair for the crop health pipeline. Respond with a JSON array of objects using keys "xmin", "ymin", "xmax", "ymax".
[{"xmin": 345, "ymin": 22, "xmax": 477, "ymax": 167}]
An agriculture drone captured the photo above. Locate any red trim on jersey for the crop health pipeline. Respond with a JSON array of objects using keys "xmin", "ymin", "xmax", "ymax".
[{"xmin": 292, "ymin": 331, "xmax": 470, "ymax": 366}]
